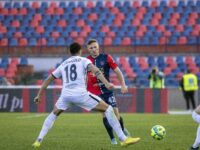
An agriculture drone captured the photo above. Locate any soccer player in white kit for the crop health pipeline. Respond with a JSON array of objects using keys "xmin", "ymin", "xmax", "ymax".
[{"xmin": 32, "ymin": 42, "xmax": 140, "ymax": 148}]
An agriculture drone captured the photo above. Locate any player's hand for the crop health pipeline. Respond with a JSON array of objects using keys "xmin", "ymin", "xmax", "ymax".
[
  {"xmin": 34, "ymin": 95, "xmax": 42, "ymax": 104},
  {"xmin": 105, "ymin": 83, "xmax": 114, "ymax": 90},
  {"xmin": 121, "ymin": 85, "xmax": 128, "ymax": 94}
]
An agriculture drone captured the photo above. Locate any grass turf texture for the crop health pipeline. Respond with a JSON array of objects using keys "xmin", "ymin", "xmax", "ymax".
[{"xmin": 0, "ymin": 113, "xmax": 196, "ymax": 150}]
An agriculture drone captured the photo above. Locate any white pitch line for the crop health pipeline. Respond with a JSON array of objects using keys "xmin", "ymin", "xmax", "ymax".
[
  {"xmin": 168, "ymin": 111, "xmax": 192, "ymax": 115},
  {"xmin": 16, "ymin": 114, "xmax": 47, "ymax": 119}
]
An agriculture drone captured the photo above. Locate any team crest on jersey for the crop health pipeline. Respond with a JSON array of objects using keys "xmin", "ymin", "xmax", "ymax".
[{"xmin": 100, "ymin": 61, "xmax": 104, "ymax": 65}]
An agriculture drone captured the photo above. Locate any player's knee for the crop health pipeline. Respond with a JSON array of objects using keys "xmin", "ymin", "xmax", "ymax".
[{"xmin": 192, "ymin": 111, "xmax": 200, "ymax": 124}]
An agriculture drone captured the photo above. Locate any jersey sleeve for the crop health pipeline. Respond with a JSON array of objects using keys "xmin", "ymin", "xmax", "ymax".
[
  {"xmin": 83, "ymin": 58, "xmax": 92, "ymax": 69},
  {"xmin": 52, "ymin": 65, "xmax": 62, "ymax": 79},
  {"xmin": 107, "ymin": 54, "xmax": 118, "ymax": 70}
]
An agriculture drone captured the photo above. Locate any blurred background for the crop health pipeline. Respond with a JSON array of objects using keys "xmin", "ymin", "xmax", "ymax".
[{"xmin": 0, "ymin": 0, "xmax": 199, "ymax": 113}]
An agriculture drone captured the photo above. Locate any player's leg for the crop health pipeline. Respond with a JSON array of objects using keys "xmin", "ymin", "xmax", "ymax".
[
  {"xmin": 32, "ymin": 96, "xmax": 69, "ymax": 148},
  {"xmin": 100, "ymin": 94, "xmax": 117, "ymax": 144},
  {"xmin": 190, "ymin": 105, "xmax": 200, "ymax": 149},
  {"xmin": 78, "ymin": 92, "xmax": 140, "ymax": 146},
  {"xmin": 94, "ymin": 101, "xmax": 140, "ymax": 146},
  {"xmin": 32, "ymin": 107, "xmax": 64, "ymax": 148},
  {"xmin": 113, "ymin": 107, "xmax": 131, "ymax": 137}
]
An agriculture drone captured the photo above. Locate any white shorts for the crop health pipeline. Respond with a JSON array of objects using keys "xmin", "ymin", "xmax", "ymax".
[{"xmin": 55, "ymin": 92, "xmax": 102, "ymax": 111}]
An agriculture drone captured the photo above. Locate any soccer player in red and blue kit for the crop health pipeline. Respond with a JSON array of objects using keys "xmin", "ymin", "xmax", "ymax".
[{"xmin": 86, "ymin": 39, "xmax": 131, "ymax": 145}]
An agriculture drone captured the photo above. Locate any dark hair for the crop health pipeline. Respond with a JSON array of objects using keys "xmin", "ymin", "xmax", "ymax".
[
  {"xmin": 86, "ymin": 39, "xmax": 98, "ymax": 45},
  {"xmin": 69, "ymin": 42, "xmax": 81, "ymax": 55}
]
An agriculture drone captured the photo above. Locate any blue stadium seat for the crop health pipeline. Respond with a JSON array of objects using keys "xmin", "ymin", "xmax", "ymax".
[
  {"xmin": 56, "ymin": 37, "xmax": 66, "ymax": 46},
  {"xmin": 28, "ymin": 38, "xmax": 37, "ymax": 46},
  {"xmin": 9, "ymin": 38, "xmax": 18, "ymax": 46},
  {"xmin": 20, "ymin": 56, "xmax": 28, "ymax": 65}
]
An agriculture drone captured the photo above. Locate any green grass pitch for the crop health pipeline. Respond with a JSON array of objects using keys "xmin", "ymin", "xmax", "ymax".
[{"xmin": 0, "ymin": 113, "xmax": 197, "ymax": 150}]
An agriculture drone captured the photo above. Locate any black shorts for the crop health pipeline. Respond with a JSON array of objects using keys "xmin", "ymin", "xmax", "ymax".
[{"xmin": 99, "ymin": 93, "xmax": 117, "ymax": 107}]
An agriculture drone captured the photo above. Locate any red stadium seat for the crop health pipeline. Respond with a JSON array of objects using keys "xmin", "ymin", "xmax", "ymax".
[
  {"xmin": 169, "ymin": 19, "xmax": 178, "ymax": 26},
  {"xmin": 110, "ymin": 7, "xmax": 119, "ymax": 15},
  {"xmin": 121, "ymin": 37, "xmax": 131, "ymax": 46},
  {"xmin": 157, "ymin": 25, "xmax": 166, "ymax": 33},
  {"xmin": 14, "ymin": 32, "xmax": 22, "ymax": 38},
  {"xmin": 169, "ymin": 0, "xmax": 176, "ymax": 7},
  {"xmin": 36, "ymin": 26, "xmax": 44, "ymax": 34},
  {"xmin": 10, "ymin": 58, "xmax": 19, "ymax": 65},
  {"xmin": 138, "ymin": 7, "xmax": 147, "ymax": 14},
  {"xmin": 76, "ymin": 19, "xmax": 85, "ymax": 27},
  {"xmin": 177, "ymin": 36, "xmax": 187, "ymax": 44},
  {"xmin": 132, "ymin": 19, "xmax": 141, "ymax": 26},
  {"xmin": 172, "ymin": 12, "xmax": 180, "ymax": 20},
  {"xmin": 103, "ymin": 37, "xmax": 112, "ymax": 46},
  {"xmin": 151, "ymin": 0, "xmax": 158, "ymax": 8},
  {"xmin": 10, "ymin": 8, "xmax": 18, "ymax": 15},
  {"xmin": 107, "ymin": 31, "xmax": 116, "ymax": 38},
  {"xmin": 105, "ymin": 1, "xmax": 112, "ymax": 8},
  {"xmin": 79, "ymin": 31, "xmax": 88, "ymax": 38},
  {"xmin": 0, "ymin": 68, "xmax": 5, "ymax": 76},
  {"xmin": 11, "ymin": 20, "xmax": 20, "ymax": 28},
  {"xmin": 187, "ymin": 19, "xmax": 196, "ymax": 26},
  {"xmin": 0, "ymin": 38, "xmax": 8, "ymax": 46},
  {"xmin": 70, "ymin": 31, "xmax": 78, "ymax": 38},
  {"xmin": 159, "ymin": 37, "xmax": 168, "ymax": 45},
  {"xmin": 136, "ymin": 30, "xmax": 144, "ymax": 37},
  {"xmin": 74, "ymin": 37, "xmax": 85, "ymax": 45},
  {"xmin": 164, "ymin": 67, "xmax": 172, "ymax": 76},
  {"xmin": 138, "ymin": 25, "xmax": 147, "ymax": 32},
  {"xmin": 30, "ymin": 20, "xmax": 39, "ymax": 27},
  {"xmin": 0, "ymin": 26, "xmax": 7, "ymax": 34},
  {"xmin": 163, "ymin": 31, "xmax": 172, "ymax": 37},
  {"xmin": 34, "ymin": 13, "xmax": 42, "ymax": 21},
  {"xmin": 32, "ymin": 2, "xmax": 40, "ymax": 9},
  {"xmin": 73, "ymin": 7, "xmax": 83, "ymax": 15},
  {"xmin": 82, "ymin": 25, "xmax": 91, "ymax": 33},
  {"xmin": 133, "ymin": 1, "xmax": 140, "ymax": 8},
  {"xmin": 46, "ymin": 8, "xmax": 54, "ymax": 15},
  {"xmin": 55, "ymin": 8, "xmax": 64, "ymax": 15},
  {"xmin": 88, "ymin": 13, "xmax": 98, "ymax": 21},
  {"xmin": 50, "ymin": 2, "xmax": 57, "ymax": 8},
  {"xmin": 19, "ymin": 38, "xmax": 28, "ymax": 46},
  {"xmin": 1, "ymin": 8, "xmax": 8, "ymax": 15},
  {"xmin": 51, "ymin": 31, "xmax": 60, "ymax": 39},
  {"xmin": 175, "ymin": 25, "xmax": 184, "ymax": 32},
  {"xmin": 101, "ymin": 25, "xmax": 110, "ymax": 33},
  {"xmin": 19, "ymin": 8, "xmax": 27, "ymax": 15},
  {"xmin": 57, "ymin": 20, "xmax": 67, "ymax": 27},
  {"xmin": 190, "ymin": 12, "xmax": 198, "ymax": 19},
  {"xmin": 86, "ymin": 1, "xmax": 94, "ymax": 8},
  {"xmin": 153, "ymin": 12, "xmax": 162, "ymax": 20},
  {"xmin": 37, "ymin": 38, "xmax": 47, "ymax": 46},
  {"xmin": 151, "ymin": 19, "xmax": 159, "ymax": 26},
  {"xmin": 116, "ymin": 12, "xmax": 125, "ymax": 20},
  {"xmin": 113, "ymin": 19, "xmax": 122, "ymax": 27}
]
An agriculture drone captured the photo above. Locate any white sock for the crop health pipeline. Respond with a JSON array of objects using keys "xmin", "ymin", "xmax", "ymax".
[
  {"xmin": 193, "ymin": 125, "xmax": 200, "ymax": 148},
  {"xmin": 37, "ymin": 112, "xmax": 57, "ymax": 141},
  {"xmin": 192, "ymin": 111, "xmax": 200, "ymax": 124},
  {"xmin": 104, "ymin": 106, "xmax": 127, "ymax": 142}
]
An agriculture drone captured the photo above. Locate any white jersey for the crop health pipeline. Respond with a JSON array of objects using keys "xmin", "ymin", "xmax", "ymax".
[{"xmin": 52, "ymin": 56, "xmax": 92, "ymax": 95}]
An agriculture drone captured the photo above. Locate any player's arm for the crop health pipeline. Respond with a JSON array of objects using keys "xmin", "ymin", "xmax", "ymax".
[
  {"xmin": 34, "ymin": 74, "xmax": 55, "ymax": 104},
  {"xmin": 87, "ymin": 63, "xmax": 114, "ymax": 90},
  {"xmin": 113, "ymin": 67, "xmax": 128, "ymax": 94}
]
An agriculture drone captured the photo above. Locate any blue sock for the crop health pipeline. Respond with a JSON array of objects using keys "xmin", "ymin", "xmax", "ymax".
[{"xmin": 103, "ymin": 117, "xmax": 115, "ymax": 140}]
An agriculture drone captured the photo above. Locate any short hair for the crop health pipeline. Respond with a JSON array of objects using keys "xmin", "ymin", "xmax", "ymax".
[
  {"xmin": 69, "ymin": 42, "xmax": 81, "ymax": 55},
  {"xmin": 86, "ymin": 39, "xmax": 98, "ymax": 45}
]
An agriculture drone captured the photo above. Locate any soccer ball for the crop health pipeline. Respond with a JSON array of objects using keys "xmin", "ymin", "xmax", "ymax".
[{"xmin": 151, "ymin": 125, "xmax": 166, "ymax": 140}]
